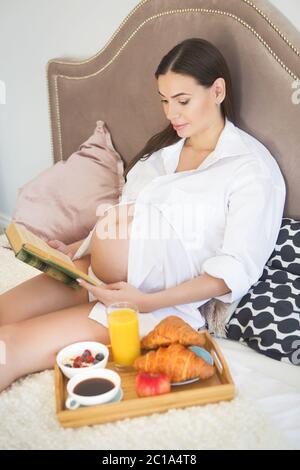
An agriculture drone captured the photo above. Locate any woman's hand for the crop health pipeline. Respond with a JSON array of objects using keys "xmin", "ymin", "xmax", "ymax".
[
  {"xmin": 47, "ymin": 239, "xmax": 73, "ymax": 258},
  {"xmin": 76, "ymin": 279, "xmax": 151, "ymax": 312}
]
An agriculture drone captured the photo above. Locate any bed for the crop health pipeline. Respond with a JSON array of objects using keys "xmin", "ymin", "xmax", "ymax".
[{"xmin": 1, "ymin": 0, "xmax": 300, "ymax": 449}]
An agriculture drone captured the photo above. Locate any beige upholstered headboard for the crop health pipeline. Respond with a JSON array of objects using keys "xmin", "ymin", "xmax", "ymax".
[{"xmin": 47, "ymin": 0, "xmax": 300, "ymax": 219}]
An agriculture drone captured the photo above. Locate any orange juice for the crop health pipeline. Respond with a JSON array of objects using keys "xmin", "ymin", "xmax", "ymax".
[{"xmin": 107, "ymin": 308, "xmax": 141, "ymax": 367}]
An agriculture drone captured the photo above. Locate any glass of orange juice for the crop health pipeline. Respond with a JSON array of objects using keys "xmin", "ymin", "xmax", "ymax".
[{"xmin": 106, "ymin": 302, "xmax": 141, "ymax": 370}]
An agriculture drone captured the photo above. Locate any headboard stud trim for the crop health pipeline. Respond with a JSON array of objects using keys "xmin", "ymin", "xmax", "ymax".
[
  {"xmin": 49, "ymin": 8, "xmax": 300, "ymax": 162},
  {"xmin": 55, "ymin": 9, "xmax": 300, "ymax": 82},
  {"xmin": 243, "ymin": 0, "xmax": 300, "ymax": 58},
  {"xmin": 53, "ymin": 76, "xmax": 63, "ymax": 167},
  {"xmin": 47, "ymin": 0, "xmax": 300, "ymax": 68}
]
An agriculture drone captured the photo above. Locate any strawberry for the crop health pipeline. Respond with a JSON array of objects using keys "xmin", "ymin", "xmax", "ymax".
[
  {"xmin": 73, "ymin": 356, "xmax": 83, "ymax": 368},
  {"xmin": 86, "ymin": 354, "xmax": 95, "ymax": 364},
  {"xmin": 81, "ymin": 350, "xmax": 92, "ymax": 361}
]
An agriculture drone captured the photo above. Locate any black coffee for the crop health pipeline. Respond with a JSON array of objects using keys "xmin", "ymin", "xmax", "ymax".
[{"xmin": 73, "ymin": 378, "xmax": 115, "ymax": 396}]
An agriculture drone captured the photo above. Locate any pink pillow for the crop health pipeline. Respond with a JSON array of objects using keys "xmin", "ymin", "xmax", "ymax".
[{"xmin": 12, "ymin": 121, "xmax": 125, "ymax": 244}]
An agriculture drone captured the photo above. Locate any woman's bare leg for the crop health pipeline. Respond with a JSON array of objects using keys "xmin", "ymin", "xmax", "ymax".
[
  {"xmin": 0, "ymin": 255, "xmax": 91, "ymax": 326},
  {"xmin": 0, "ymin": 300, "xmax": 109, "ymax": 392}
]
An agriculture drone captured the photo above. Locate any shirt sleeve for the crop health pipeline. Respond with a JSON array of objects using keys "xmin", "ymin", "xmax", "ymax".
[{"xmin": 201, "ymin": 161, "xmax": 286, "ymax": 303}]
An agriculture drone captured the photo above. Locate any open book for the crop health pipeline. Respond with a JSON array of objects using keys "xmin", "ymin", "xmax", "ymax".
[{"xmin": 5, "ymin": 222, "xmax": 102, "ymax": 289}]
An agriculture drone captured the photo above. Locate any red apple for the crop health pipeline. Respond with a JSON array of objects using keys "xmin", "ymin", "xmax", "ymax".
[{"xmin": 135, "ymin": 371, "xmax": 171, "ymax": 397}]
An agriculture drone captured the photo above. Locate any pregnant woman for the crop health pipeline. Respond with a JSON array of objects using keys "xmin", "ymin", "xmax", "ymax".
[{"xmin": 0, "ymin": 38, "xmax": 286, "ymax": 392}]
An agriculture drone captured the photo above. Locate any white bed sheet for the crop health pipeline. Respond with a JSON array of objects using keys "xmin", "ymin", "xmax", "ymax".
[
  {"xmin": 215, "ymin": 337, "xmax": 300, "ymax": 449},
  {"xmin": 0, "ymin": 234, "xmax": 299, "ymax": 448}
]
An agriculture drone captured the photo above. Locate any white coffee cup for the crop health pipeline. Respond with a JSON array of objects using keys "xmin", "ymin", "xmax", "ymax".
[{"xmin": 65, "ymin": 369, "xmax": 121, "ymax": 410}]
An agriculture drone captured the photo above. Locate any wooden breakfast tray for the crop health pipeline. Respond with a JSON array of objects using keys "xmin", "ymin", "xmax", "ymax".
[{"xmin": 54, "ymin": 331, "xmax": 235, "ymax": 428}]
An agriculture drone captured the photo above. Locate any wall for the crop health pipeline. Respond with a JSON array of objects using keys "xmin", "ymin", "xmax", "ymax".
[
  {"xmin": 269, "ymin": 0, "xmax": 300, "ymax": 31},
  {"xmin": 0, "ymin": 0, "xmax": 299, "ymax": 230},
  {"xmin": 0, "ymin": 0, "xmax": 141, "ymax": 231}
]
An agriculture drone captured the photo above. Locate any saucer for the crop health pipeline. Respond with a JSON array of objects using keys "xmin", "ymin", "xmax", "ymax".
[
  {"xmin": 171, "ymin": 346, "xmax": 214, "ymax": 386},
  {"xmin": 107, "ymin": 387, "xmax": 123, "ymax": 404},
  {"xmin": 71, "ymin": 388, "xmax": 124, "ymax": 409}
]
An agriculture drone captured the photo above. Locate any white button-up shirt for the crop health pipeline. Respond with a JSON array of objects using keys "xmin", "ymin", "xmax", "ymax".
[{"xmin": 121, "ymin": 117, "xmax": 286, "ymax": 317}]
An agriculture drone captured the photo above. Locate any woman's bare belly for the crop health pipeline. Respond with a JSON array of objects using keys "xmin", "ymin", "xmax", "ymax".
[{"xmin": 90, "ymin": 203, "xmax": 135, "ymax": 283}]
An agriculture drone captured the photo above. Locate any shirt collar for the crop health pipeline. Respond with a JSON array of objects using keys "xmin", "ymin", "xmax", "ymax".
[{"xmin": 161, "ymin": 117, "xmax": 251, "ymax": 174}]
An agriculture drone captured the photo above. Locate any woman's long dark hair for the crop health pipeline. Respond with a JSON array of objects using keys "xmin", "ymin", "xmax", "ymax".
[{"xmin": 124, "ymin": 37, "xmax": 235, "ymax": 178}]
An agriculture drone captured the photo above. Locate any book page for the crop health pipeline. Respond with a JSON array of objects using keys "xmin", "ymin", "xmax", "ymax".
[{"xmin": 16, "ymin": 224, "xmax": 74, "ymax": 265}]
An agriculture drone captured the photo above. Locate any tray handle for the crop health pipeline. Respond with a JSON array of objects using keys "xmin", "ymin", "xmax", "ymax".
[{"xmin": 206, "ymin": 333, "xmax": 234, "ymax": 385}]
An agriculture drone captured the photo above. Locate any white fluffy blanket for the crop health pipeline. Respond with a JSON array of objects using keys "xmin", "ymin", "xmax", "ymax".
[{"xmin": 0, "ymin": 234, "xmax": 294, "ymax": 450}]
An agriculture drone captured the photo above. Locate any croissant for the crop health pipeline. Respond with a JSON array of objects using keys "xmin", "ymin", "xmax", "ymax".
[
  {"xmin": 134, "ymin": 343, "xmax": 215, "ymax": 382},
  {"xmin": 141, "ymin": 315, "xmax": 206, "ymax": 350}
]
